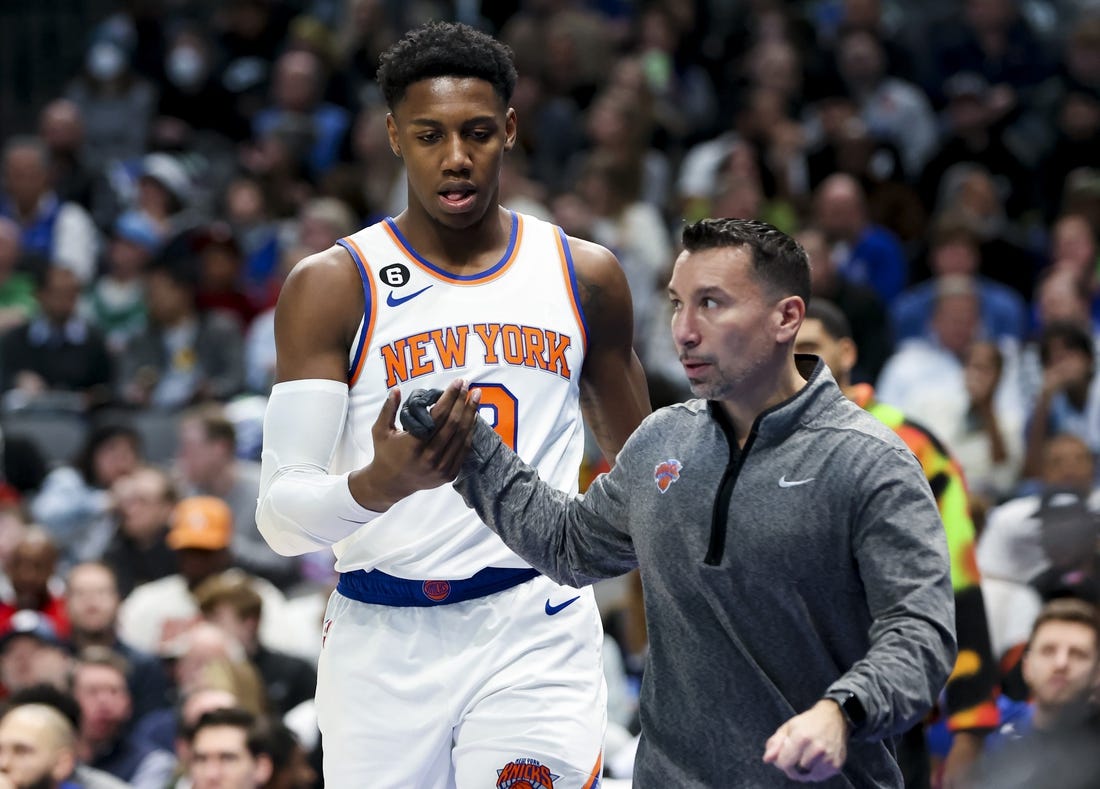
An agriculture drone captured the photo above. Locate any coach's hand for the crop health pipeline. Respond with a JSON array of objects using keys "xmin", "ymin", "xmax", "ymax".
[
  {"xmin": 348, "ymin": 379, "xmax": 481, "ymax": 510},
  {"xmin": 763, "ymin": 699, "xmax": 848, "ymax": 782}
]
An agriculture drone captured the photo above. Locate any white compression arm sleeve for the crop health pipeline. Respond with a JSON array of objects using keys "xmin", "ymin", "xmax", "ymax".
[{"xmin": 256, "ymin": 378, "xmax": 380, "ymax": 556}]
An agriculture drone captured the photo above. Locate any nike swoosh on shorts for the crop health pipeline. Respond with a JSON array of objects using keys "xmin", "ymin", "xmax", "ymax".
[{"xmin": 544, "ymin": 596, "xmax": 581, "ymax": 615}]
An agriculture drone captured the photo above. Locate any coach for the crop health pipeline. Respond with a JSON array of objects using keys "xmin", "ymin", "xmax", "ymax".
[{"xmin": 404, "ymin": 218, "xmax": 956, "ymax": 786}]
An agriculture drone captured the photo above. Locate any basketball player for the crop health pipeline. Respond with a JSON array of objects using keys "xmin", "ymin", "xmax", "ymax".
[{"xmin": 255, "ymin": 21, "xmax": 649, "ymax": 788}]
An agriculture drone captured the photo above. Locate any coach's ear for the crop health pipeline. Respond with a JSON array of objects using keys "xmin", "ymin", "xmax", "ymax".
[{"xmin": 775, "ymin": 295, "xmax": 806, "ymax": 344}]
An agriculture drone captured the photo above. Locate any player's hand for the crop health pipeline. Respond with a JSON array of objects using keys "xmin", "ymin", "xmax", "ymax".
[
  {"xmin": 349, "ymin": 379, "xmax": 481, "ymax": 510},
  {"xmin": 763, "ymin": 699, "xmax": 849, "ymax": 782}
]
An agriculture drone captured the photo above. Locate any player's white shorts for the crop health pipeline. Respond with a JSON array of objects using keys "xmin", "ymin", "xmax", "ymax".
[{"xmin": 316, "ymin": 571, "xmax": 607, "ymax": 788}]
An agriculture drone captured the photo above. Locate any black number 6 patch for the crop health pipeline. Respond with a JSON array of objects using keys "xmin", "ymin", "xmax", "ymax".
[{"xmin": 380, "ymin": 263, "xmax": 411, "ymax": 288}]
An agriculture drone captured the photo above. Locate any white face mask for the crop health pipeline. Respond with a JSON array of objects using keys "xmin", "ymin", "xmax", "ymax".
[
  {"xmin": 87, "ymin": 41, "xmax": 126, "ymax": 82},
  {"xmin": 167, "ymin": 45, "xmax": 206, "ymax": 89}
]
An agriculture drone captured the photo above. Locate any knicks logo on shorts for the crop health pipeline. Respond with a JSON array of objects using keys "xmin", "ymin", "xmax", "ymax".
[
  {"xmin": 654, "ymin": 458, "xmax": 683, "ymax": 493},
  {"xmin": 496, "ymin": 758, "xmax": 558, "ymax": 788},
  {"xmin": 422, "ymin": 580, "xmax": 452, "ymax": 602}
]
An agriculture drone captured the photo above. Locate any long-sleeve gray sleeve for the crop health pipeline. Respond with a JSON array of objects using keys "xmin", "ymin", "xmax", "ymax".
[
  {"xmin": 453, "ymin": 419, "xmax": 639, "ymax": 587},
  {"xmin": 827, "ymin": 444, "xmax": 958, "ymax": 740}
]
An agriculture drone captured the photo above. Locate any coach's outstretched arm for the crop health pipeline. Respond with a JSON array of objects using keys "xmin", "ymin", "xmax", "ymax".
[{"xmin": 454, "ymin": 408, "xmax": 640, "ymax": 587}]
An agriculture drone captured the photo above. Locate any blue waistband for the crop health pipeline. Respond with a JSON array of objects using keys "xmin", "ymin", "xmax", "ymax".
[{"xmin": 337, "ymin": 566, "xmax": 540, "ymax": 607}]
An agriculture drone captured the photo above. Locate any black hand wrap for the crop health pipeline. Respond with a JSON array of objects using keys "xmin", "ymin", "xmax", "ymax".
[{"xmin": 399, "ymin": 388, "xmax": 444, "ymax": 439}]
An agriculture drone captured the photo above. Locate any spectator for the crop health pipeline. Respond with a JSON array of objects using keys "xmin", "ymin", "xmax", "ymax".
[
  {"xmin": 167, "ymin": 623, "xmax": 267, "ymax": 720},
  {"xmin": 70, "ymin": 647, "xmax": 176, "ymax": 789},
  {"xmin": 1020, "ymin": 321, "xmax": 1100, "ymax": 480},
  {"xmin": 977, "ymin": 433, "xmax": 1099, "ymax": 672},
  {"xmin": 64, "ymin": 21, "xmax": 157, "ymax": 174},
  {"xmin": 891, "ymin": 214, "xmax": 1029, "ymax": 345},
  {"xmin": 971, "ymin": 597, "xmax": 1100, "ymax": 789},
  {"xmin": 554, "ymin": 151, "xmax": 673, "ymax": 376},
  {"xmin": 833, "ymin": 27, "xmax": 938, "ymax": 178},
  {"xmin": 876, "ymin": 274, "xmax": 1025, "ymax": 425},
  {"xmin": 0, "ymin": 137, "xmax": 99, "ymax": 285},
  {"xmin": 37, "ymin": 99, "xmax": 98, "ymax": 217},
  {"xmin": 918, "ymin": 72, "xmax": 1035, "ymax": 221},
  {"xmin": 155, "ymin": 24, "xmax": 249, "ymax": 144},
  {"xmin": 175, "ymin": 406, "xmax": 294, "ymax": 587},
  {"xmin": 193, "ymin": 576, "xmax": 315, "ymax": 717},
  {"xmin": 928, "ymin": 164, "xmax": 1039, "ymax": 301},
  {"xmin": 1047, "ymin": 212, "xmax": 1100, "ymax": 331},
  {"xmin": 0, "ymin": 265, "xmax": 113, "ymax": 411},
  {"xmin": 4, "ymin": 684, "xmax": 132, "ymax": 789},
  {"xmin": 813, "ymin": 172, "xmax": 909, "ymax": 304},
  {"xmin": 223, "ymin": 176, "xmax": 281, "ymax": 304},
  {"xmin": 264, "ymin": 718, "xmax": 319, "ymax": 789},
  {"xmin": 191, "ymin": 223, "xmax": 259, "ymax": 330},
  {"xmin": 570, "ymin": 85, "xmax": 671, "ymax": 213},
  {"xmin": 65, "ymin": 562, "xmax": 171, "ymax": 721},
  {"xmin": 0, "ymin": 529, "xmax": 69, "ymax": 638},
  {"xmin": 251, "ymin": 50, "xmax": 350, "ymax": 181},
  {"xmin": 799, "ymin": 226, "xmax": 893, "ymax": 383},
  {"xmin": 188, "ymin": 708, "xmax": 273, "ymax": 789},
  {"xmin": 924, "ymin": 340, "xmax": 1025, "ymax": 508},
  {"xmin": 928, "ymin": 0, "xmax": 1053, "ymax": 106},
  {"xmin": 0, "ymin": 611, "xmax": 73, "ymax": 698},
  {"xmin": 116, "ymin": 255, "xmax": 244, "ymax": 410},
  {"xmin": 145, "ymin": 685, "xmax": 239, "ymax": 785},
  {"xmin": 0, "ymin": 219, "xmax": 37, "ymax": 334},
  {"xmin": 116, "ymin": 496, "xmax": 287, "ymax": 660},
  {"xmin": 101, "ymin": 466, "xmax": 178, "ymax": 597},
  {"xmin": 30, "ymin": 424, "xmax": 142, "ymax": 569},
  {"xmin": 0, "ymin": 703, "xmax": 79, "ymax": 789},
  {"xmin": 131, "ymin": 153, "xmax": 196, "ymax": 242},
  {"xmin": 86, "ymin": 211, "xmax": 161, "ymax": 356}
]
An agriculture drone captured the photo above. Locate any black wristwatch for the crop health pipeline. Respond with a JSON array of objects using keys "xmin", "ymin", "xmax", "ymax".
[{"xmin": 825, "ymin": 689, "xmax": 867, "ymax": 733}]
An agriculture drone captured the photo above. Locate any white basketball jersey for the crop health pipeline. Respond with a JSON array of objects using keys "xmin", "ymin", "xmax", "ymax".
[{"xmin": 330, "ymin": 211, "xmax": 588, "ymax": 578}]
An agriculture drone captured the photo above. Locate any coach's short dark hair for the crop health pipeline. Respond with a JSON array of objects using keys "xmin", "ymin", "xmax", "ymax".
[
  {"xmin": 804, "ymin": 299, "xmax": 853, "ymax": 341},
  {"xmin": 681, "ymin": 218, "xmax": 811, "ymax": 304},
  {"xmin": 377, "ymin": 22, "xmax": 518, "ymax": 109}
]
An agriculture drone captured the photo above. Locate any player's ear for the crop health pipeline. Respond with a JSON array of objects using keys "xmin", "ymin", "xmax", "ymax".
[
  {"xmin": 504, "ymin": 107, "xmax": 517, "ymax": 152},
  {"xmin": 386, "ymin": 113, "xmax": 401, "ymax": 157}
]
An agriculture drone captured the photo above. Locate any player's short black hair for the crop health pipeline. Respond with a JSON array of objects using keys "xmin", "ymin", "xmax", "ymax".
[
  {"xmin": 803, "ymin": 300, "xmax": 853, "ymax": 342},
  {"xmin": 376, "ymin": 22, "xmax": 518, "ymax": 109},
  {"xmin": 681, "ymin": 218, "xmax": 811, "ymax": 304}
]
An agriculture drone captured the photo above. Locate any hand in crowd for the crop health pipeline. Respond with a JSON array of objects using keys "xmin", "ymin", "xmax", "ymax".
[
  {"xmin": 1041, "ymin": 353, "xmax": 1090, "ymax": 398},
  {"xmin": 938, "ymin": 731, "xmax": 984, "ymax": 789}
]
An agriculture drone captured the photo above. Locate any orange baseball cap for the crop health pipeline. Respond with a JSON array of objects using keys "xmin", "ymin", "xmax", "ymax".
[{"xmin": 167, "ymin": 496, "xmax": 233, "ymax": 551}]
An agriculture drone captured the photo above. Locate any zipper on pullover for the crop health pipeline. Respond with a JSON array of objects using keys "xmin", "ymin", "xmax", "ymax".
[{"xmin": 705, "ymin": 405, "xmax": 758, "ymax": 565}]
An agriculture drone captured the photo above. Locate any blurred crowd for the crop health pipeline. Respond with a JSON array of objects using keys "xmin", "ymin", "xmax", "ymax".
[{"xmin": 2, "ymin": 0, "xmax": 1100, "ymax": 787}]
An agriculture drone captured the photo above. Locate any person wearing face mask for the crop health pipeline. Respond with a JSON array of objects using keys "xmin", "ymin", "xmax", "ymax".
[
  {"xmin": 156, "ymin": 27, "xmax": 250, "ymax": 144},
  {"xmin": 64, "ymin": 22, "xmax": 156, "ymax": 174}
]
